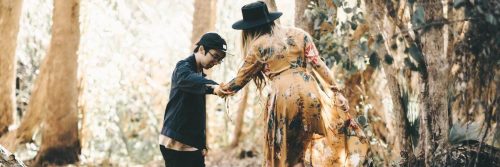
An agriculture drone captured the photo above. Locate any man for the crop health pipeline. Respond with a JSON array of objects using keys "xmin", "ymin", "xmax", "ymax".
[{"xmin": 159, "ymin": 32, "xmax": 232, "ymax": 167}]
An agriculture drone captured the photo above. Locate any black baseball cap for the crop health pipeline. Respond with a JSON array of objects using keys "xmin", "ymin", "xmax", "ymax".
[{"xmin": 196, "ymin": 32, "xmax": 227, "ymax": 52}]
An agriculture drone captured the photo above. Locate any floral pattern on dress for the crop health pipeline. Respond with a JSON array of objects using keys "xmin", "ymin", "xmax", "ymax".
[{"xmin": 222, "ymin": 27, "xmax": 367, "ymax": 167}]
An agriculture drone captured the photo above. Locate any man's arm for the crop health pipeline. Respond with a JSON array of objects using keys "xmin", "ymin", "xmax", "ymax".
[{"xmin": 175, "ymin": 62, "xmax": 218, "ymax": 95}]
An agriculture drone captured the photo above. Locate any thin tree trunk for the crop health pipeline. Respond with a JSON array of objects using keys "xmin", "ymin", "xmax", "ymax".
[
  {"xmin": 264, "ymin": 0, "xmax": 277, "ymax": 12},
  {"xmin": 0, "ymin": 0, "xmax": 23, "ymax": 137},
  {"xmin": 191, "ymin": 0, "xmax": 217, "ymax": 48},
  {"xmin": 33, "ymin": 0, "xmax": 81, "ymax": 165},
  {"xmin": 229, "ymin": 86, "xmax": 249, "ymax": 148},
  {"xmin": 263, "ymin": 0, "xmax": 280, "ymax": 25},
  {"xmin": 192, "ymin": 0, "xmax": 217, "ymax": 76},
  {"xmin": 14, "ymin": 60, "xmax": 47, "ymax": 144},
  {"xmin": 191, "ymin": 0, "xmax": 217, "ymax": 148},
  {"xmin": 295, "ymin": 0, "xmax": 313, "ymax": 34}
]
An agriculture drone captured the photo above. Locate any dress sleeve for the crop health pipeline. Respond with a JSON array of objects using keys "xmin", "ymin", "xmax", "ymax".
[
  {"xmin": 304, "ymin": 33, "xmax": 336, "ymax": 87},
  {"xmin": 222, "ymin": 50, "xmax": 264, "ymax": 92}
]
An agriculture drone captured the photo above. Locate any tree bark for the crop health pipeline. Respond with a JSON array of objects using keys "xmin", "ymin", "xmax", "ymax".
[
  {"xmin": 417, "ymin": 1, "xmax": 451, "ymax": 165},
  {"xmin": 264, "ymin": 0, "xmax": 277, "ymax": 12},
  {"xmin": 264, "ymin": 0, "xmax": 279, "ymax": 24},
  {"xmin": 363, "ymin": 0, "xmax": 417, "ymax": 164},
  {"xmin": 191, "ymin": 0, "xmax": 217, "ymax": 48},
  {"xmin": 33, "ymin": 0, "xmax": 81, "ymax": 165},
  {"xmin": 229, "ymin": 86, "xmax": 249, "ymax": 148},
  {"xmin": 191, "ymin": 0, "xmax": 218, "ymax": 147},
  {"xmin": 0, "ymin": 0, "xmax": 23, "ymax": 137},
  {"xmin": 295, "ymin": 0, "xmax": 313, "ymax": 34}
]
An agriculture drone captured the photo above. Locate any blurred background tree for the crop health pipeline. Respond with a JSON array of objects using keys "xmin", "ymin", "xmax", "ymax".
[{"xmin": 0, "ymin": 0, "xmax": 23, "ymax": 138}]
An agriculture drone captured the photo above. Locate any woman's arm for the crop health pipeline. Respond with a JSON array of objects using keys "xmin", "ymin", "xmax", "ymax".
[
  {"xmin": 303, "ymin": 33, "xmax": 349, "ymax": 111},
  {"xmin": 222, "ymin": 51, "xmax": 264, "ymax": 93},
  {"xmin": 303, "ymin": 34, "xmax": 341, "ymax": 91}
]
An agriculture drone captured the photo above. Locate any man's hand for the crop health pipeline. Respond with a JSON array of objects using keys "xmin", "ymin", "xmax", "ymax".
[
  {"xmin": 202, "ymin": 149, "xmax": 208, "ymax": 156},
  {"xmin": 214, "ymin": 85, "xmax": 234, "ymax": 97}
]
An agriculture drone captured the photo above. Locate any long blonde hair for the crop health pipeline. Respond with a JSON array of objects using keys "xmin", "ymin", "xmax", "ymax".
[{"xmin": 240, "ymin": 22, "xmax": 276, "ymax": 90}]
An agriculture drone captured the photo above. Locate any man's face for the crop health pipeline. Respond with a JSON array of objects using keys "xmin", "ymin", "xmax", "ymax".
[{"xmin": 202, "ymin": 49, "xmax": 225, "ymax": 69}]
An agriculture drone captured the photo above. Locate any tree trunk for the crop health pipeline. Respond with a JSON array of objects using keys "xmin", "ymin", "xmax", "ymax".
[
  {"xmin": 229, "ymin": 86, "xmax": 249, "ymax": 148},
  {"xmin": 264, "ymin": 0, "xmax": 277, "ymax": 11},
  {"xmin": 191, "ymin": 0, "xmax": 217, "ymax": 147},
  {"xmin": 385, "ymin": 68, "xmax": 416, "ymax": 163},
  {"xmin": 192, "ymin": 0, "xmax": 216, "ymax": 76},
  {"xmin": 363, "ymin": 0, "xmax": 417, "ymax": 164},
  {"xmin": 33, "ymin": 0, "xmax": 81, "ymax": 165},
  {"xmin": 264, "ymin": 0, "xmax": 279, "ymax": 24},
  {"xmin": 0, "ymin": 0, "xmax": 23, "ymax": 137},
  {"xmin": 373, "ymin": 22, "xmax": 415, "ymax": 163},
  {"xmin": 417, "ymin": 1, "xmax": 451, "ymax": 165},
  {"xmin": 191, "ymin": 0, "xmax": 217, "ymax": 48},
  {"xmin": 295, "ymin": 0, "xmax": 313, "ymax": 34}
]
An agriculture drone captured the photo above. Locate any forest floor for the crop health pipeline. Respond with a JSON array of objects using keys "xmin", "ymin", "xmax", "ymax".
[
  {"xmin": 4, "ymin": 145, "xmax": 261, "ymax": 167},
  {"xmin": 205, "ymin": 148, "xmax": 261, "ymax": 167},
  {"xmin": 138, "ymin": 148, "xmax": 261, "ymax": 167}
]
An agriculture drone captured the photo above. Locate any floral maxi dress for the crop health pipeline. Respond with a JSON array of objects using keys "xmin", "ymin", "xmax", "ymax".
[{"xmin": 222, "ymin": 27, "xmax": 367, "ymax": 167}]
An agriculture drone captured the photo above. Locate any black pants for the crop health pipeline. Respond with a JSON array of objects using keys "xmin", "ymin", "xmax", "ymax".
[{"xmin": 159, "ymin": 145, "xmax": 205, "ymax": 167}]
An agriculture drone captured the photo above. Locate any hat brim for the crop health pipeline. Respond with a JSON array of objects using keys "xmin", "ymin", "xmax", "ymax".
[{"xmin": 232, "ymin": 12, "xmax": 282, "ymax": 30}]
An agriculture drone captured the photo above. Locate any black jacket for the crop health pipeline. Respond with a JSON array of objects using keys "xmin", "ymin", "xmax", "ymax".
[{"xmin": 160, "ymin": 55, "xmax": 217, "ymax": 150}]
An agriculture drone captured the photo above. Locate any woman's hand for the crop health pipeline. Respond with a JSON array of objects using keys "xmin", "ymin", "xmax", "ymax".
[
  {"xmin": 330, "ymin": 85, "xmax": 343, "ymax": 93},
  {"xmin": 335, "ymin": 92, "xmax": 349, "ymax": 112}
]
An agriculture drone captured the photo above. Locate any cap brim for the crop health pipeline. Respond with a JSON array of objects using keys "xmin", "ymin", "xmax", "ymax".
[{"xmin": 232, "ymin": 12, "xmax": 282, "ymax": 30}]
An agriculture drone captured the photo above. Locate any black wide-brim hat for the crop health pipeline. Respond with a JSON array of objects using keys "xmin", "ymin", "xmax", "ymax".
[{"xmin": 232, "ymin": 1, "xmax": 282, "ymax": 30}]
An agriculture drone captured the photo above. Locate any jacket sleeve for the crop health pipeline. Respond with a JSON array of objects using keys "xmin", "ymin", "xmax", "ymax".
[{"xmin": 174, "ymin": 62, "xmax": 218, "ymax": 95}]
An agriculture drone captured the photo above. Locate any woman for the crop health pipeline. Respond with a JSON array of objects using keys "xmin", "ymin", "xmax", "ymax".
[{"xmin": 217, "ymin": 1, "xmax": 367, "ymax": 166}]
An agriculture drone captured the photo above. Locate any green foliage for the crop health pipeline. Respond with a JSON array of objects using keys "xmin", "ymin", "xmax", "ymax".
[
  {"xmin": 342, "ymin": 59, "xmax": 359, "ymax": 73},
  {"xmin": 357, "ymin": 115, "xmax": 367, "ymax": 127},
  {"xmin": 344, "ymin": 7, "xmax": 353, "ymax": 13},
  {"xmin": 308, "ymin": 0, "xmax": 369, "ymax": 70},
  {"xmin": 375, "ymin": 34, "xmax": 384, "ymax": 44},
  {"xmin": 384, "ymin": 54, "xmax": 394, "ymax": 65},
  {"xmin": 408, "ymin": 0, "xmax": 415, "ymax": 5},
  {"xmin": 404, "ymin": 57, "xmax": 418, "ymax": 71},
  {"xmin": 485, "ymin": 14, "xmax": 497, "ymax": 25},
  {"xmin": 390, "ymin": 43, "xmax": 398, "ymax": 51},
  {"xmin": 453, "ymin": 0, "xmax": 467, "ymax": 8},
  {"xmin": 332, "ymin": 0, "xmax": 341, "ymax": 7},
  {"xmin": 369, "ymin": 52, "xmax": 380, "ymax": 68},
  {"xmin": 408, "ymin": 44, "xmax": 424, "ymax": 65},
  {"xmin": 455, "ymin": 0, "xmax": 499, "ymax": 87},
  {"xmin": 411, "ymin": 6, "xmax": 425, "ymax": 27}
]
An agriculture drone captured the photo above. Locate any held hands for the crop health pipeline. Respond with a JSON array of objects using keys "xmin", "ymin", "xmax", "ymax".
[{"xmin": 212, "ymin": 83, "xmax": 234, "ymax": 97}]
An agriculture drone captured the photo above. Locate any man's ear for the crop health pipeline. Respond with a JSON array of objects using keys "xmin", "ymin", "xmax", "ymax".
[{"xmin": 199, "ymin": 45, "xmax": 205, "ymax": 55}]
